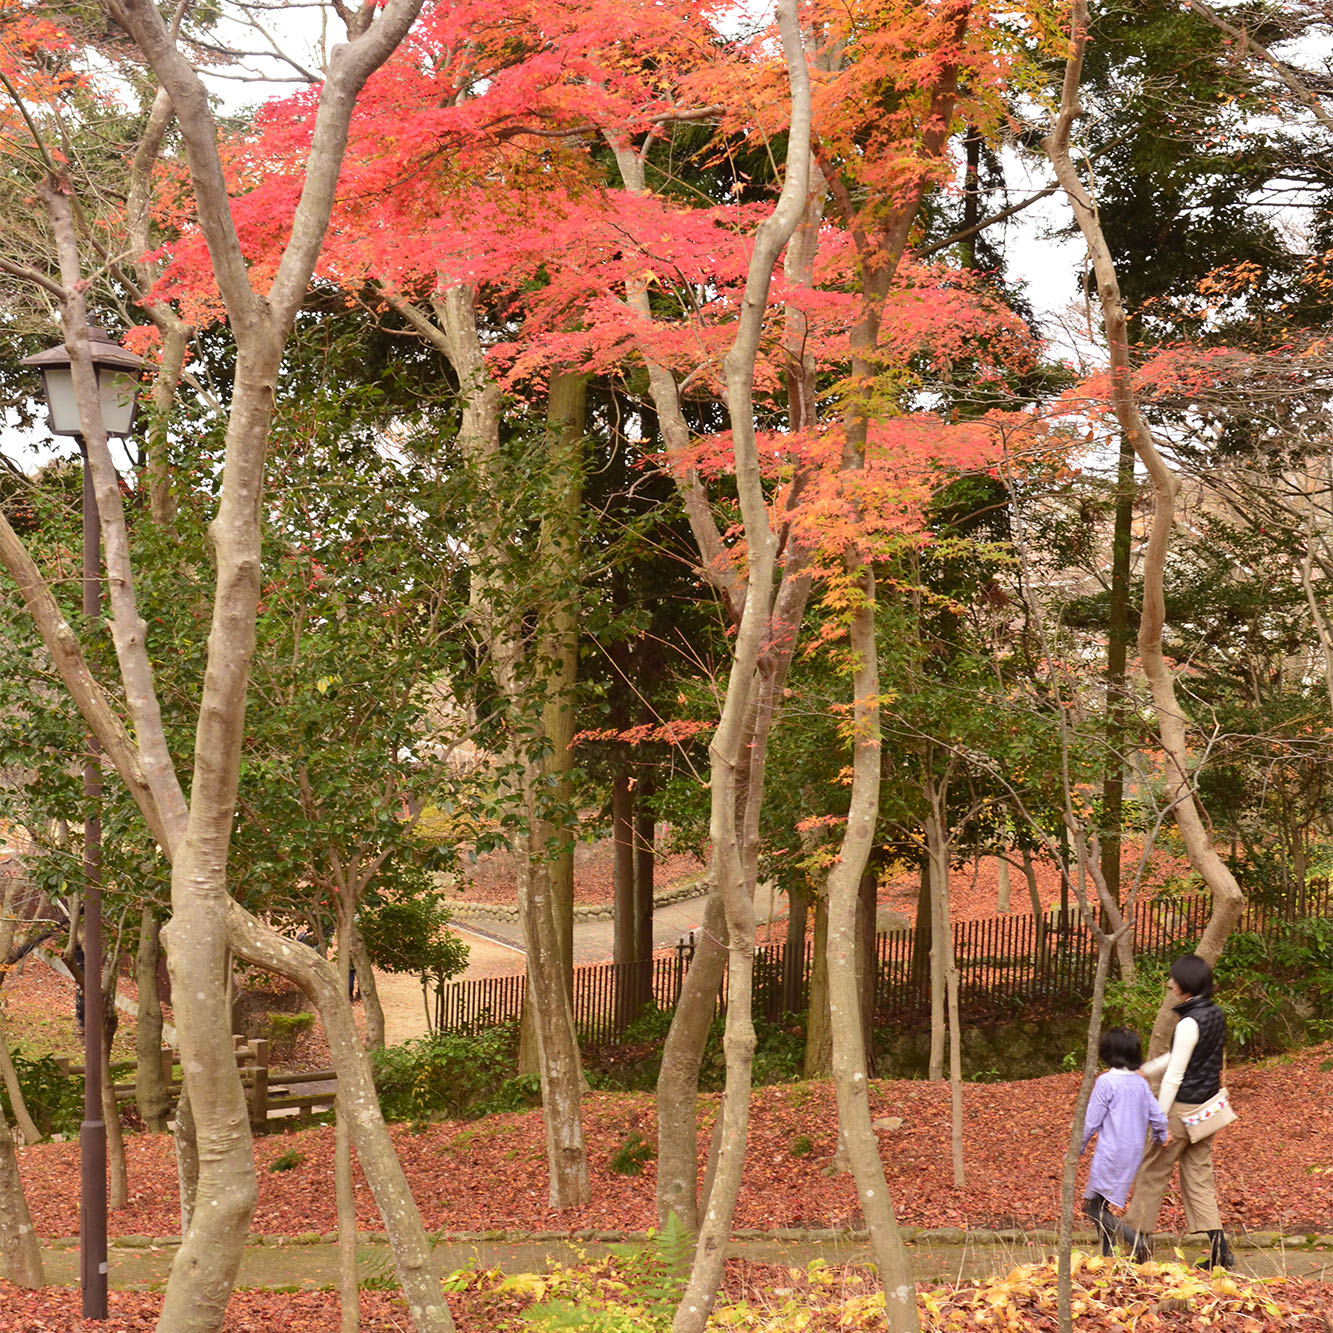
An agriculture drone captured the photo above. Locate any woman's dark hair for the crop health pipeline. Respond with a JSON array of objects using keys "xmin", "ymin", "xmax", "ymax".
[
  {"xmin": 1170, "ymin": 954, "xmax": 1214, "ymax": 1000},
  {"xmin": 1099, "ymin": 1025, "xmax": 1142, "ymax": 1070}
]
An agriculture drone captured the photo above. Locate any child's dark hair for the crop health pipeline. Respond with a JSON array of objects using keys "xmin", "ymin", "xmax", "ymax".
[
  {"xmin": 1170, "ymin": 953, "xmax": 1214, "ymax": 1000},
  {"xmin": 1099, "ymin": 1025, "xmax": 1142, "ymax": 1070}
]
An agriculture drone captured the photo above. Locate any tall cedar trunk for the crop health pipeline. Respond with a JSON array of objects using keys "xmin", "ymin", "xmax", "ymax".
[
  {"xmin": 909, "ymin": 857, "xmax": 932, "ymax": 995},
  {"xmin": 612, "ymin": 762, "xmax": 636, "ymax": 1030},
  {"xmin": 803, "ymin": 886, "xmax": 831, "ymax": 1078},
  {"xmin": 783, "ymin": 885, "xmax": 808, "ymax": 1014},
  {"xmin": 431, "ymin": 287, "xmax": 587, "ymax": 1181},
  {"xmin": 634, "ymin": 792, "xmax": 655, "ymax": 1014},
  {"xmin": 961, "ymin": 125, "xmax": 983, "ymax": 270},
  {"xmin": 825, "ymin": 569, "xmax": 919, "ymax": 1331},
  {"xmin": 135, "ymin": 906, "xmax": 171, "ymax": 1131},
  {"xmin": 0, "ymin": 1108, "xmax": 42, "ymax": 1288},
  {"xmin": 655, "ymin": 891, "xmax": 727, "ymax": 1230},
  {"xmin": 1044, "ymin": 0, "xmax": 1245, "ymax": 1062},
  {"xmin": 539, "ymin": 368, "xmax": 585, "ymax": 993}
]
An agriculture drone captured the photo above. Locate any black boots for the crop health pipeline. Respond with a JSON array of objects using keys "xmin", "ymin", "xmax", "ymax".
[
  {"xmin": 1084, "ymin": 1194, "xmax": 1140, "ymax": 1257},
  {"xmin": 1130, "ymin": 1229, "xmax": 1153, "ymax": 1263},
  {"xmin": 1196, "ymin": 1230, "xmax": 1235, "ymax": 1270}
]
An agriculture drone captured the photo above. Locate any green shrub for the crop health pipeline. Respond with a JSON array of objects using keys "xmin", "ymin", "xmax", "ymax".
[
  {"xmin": 370, "ymin": 1025, "xmax": 519, "ymax": 1122},
  {"xmin": 474, "ymin": 1074, "xmax": 543, "ymax": 1117},
  {"xmin": 269, "ymin": 1148, "xmax": 305, "ymax": 1172},
  {"xmin": 607, "ymin": 1129, "xmax": 655, "ymax": 1176},
  {"xmin": 1, "ymin": 1052, "xmax": 82, "ymax": 1138},
  {"xmin": 1106, "ymin": 918, "xmax": 1333, "ymax": 1056}
]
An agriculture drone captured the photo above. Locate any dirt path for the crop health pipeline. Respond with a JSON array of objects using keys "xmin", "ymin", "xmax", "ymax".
[
  {"xmin": 368, "ymin": 886, "xmax": 765, "ymax": 1044},
  {"xmin": 36, "ymin": 1233, "xmax": 1333, "ymax": 1293}
]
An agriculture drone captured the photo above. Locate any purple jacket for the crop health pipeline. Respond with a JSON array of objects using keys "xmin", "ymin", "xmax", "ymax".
[{"xmin": 1081, "ymin": 1068, "xmax": 1170, "ymax": 1207}]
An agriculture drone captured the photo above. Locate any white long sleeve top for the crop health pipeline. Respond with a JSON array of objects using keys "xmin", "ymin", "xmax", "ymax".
[{"xmin": 1140, "ymin": 1016, "xmax": 1199, "ymax": 1113}]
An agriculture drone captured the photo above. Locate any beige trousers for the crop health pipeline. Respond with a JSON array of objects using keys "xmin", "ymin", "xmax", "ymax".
[{"xmin": 1123, "ymin": 1101, "xmax": 1223, "ymax": 1235}]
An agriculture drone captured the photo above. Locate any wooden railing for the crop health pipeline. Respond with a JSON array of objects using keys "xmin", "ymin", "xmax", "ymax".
[
  {"xmin": 436, "ymin": 880, "xmax": 1332, "ymax": 1046},
  {"xmin": 61, "ymin": 1034, "xmax": 336, "ymax": 1128}
]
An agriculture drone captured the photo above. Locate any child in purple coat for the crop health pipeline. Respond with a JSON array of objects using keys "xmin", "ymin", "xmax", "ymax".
[{"xmin": 1080, "ymin": 1026, "xmax": 1170, "ymax": 1256}]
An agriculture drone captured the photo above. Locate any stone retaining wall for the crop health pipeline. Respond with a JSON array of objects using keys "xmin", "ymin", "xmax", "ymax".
[{"xmin": 447, "ymin": 878, "xmax": 708, "ymax": 925}]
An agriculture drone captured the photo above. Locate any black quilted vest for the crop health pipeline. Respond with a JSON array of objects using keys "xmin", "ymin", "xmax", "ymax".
[{"xmin": 1173, "ymin": 995, "xmax": 1226, "ymax": 1104}]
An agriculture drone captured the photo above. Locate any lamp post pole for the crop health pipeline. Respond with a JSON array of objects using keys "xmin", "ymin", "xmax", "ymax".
[
  {"xmin": 21, "ymin": 325, "xmax": 144, "ymax": 1323},
  {"xmin": 78, "ymin": 436, "xmax": 107, "ymax": 1320}
]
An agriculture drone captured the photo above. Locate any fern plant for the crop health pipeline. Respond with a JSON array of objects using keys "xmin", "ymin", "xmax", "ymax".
[{"xmin": 522, "ymin": 1215, "xmax": 694, "ymax": 1332}]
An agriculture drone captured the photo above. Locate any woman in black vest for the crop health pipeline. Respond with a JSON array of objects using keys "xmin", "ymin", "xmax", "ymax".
[{"xmin": 1123, "ymin": 954, "xmax": 1233, "ymax": 1268}]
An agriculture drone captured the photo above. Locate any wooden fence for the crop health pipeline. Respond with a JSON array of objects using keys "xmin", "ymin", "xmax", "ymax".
[{"xmin": 436, "ymin": 880, "xmax": 1332, "ymax": 1046}]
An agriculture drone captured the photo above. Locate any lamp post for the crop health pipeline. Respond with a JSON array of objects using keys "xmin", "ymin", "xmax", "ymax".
[{"xmin": 21, "ymin": 325, "xmax": 143, "ymax": 1321}]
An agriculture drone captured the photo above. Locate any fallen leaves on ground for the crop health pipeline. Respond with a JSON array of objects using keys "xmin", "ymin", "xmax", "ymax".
[
  {"xmin": 442, "ymin": 1255, "xmax": 1333, "ymax": 1330},
  {"xmin": 15, "ymin": 1046, "xmax": 1333, "ymax": 1240},
  {"xmin": 0, "ymin": 1286, "xmax": 410, "ymax": 1331}
]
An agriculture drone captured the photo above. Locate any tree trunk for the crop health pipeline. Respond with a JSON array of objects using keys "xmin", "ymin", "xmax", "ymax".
[
  {"xmin": 0, "ymin": 1024, "xmax": 41, "ymax": 1145},
  {"xmin": 336, "ymin": 945, "xmax": 359, "ymax": 1333},
  {"xmin": 909, "ymin": 856, "xmax": 931, "ymax": 997},
  {"xmin": 612, "ymin": 762, "xmax": 636, "ymax": 1031},
  {"xmin": 1020, "ymin": 848, "xmax": 1047, "ymax": 953},
  {"xmin": 926, "ymin": 805, "xmax": 963, "ymax": 1187},
  {"xmin": 101, "ymin": 1023, "xmax": 129, "ymax": 1210},
  {"xmin": 158, "ymin": 876, "xmax": 259, "ymax": 1333},
  {"xmin": 1100, "ymin": 431, "xmax": 1135, "ymax": 929},
  {"xmin": 996, "ymin": 855, "xmax": 1010, "ymax": 914},
  {"xmin": 634, "ymin": 786, "xmax": 655, "ymax": 1014},
  {"xmin": 1043, "ymin": 0, "xmax": 1246, "ymax": 1061},
  {"xmin": 135, "ymin": 907, "xmax": 171, "ymax": 1132},
  {"xmin": 656, "ymin": 891, "xmax": 727, "ymax": 1231},
  {"xmin": 782, "ymin": 885, "xmax": 808, "ymax": 1015},
  {"xmin": 517, "ymin": 816, "xmax": 589, "ymax": 1208},
  {"xmin": 0, "ymin": 1109, "xmax": 42, "ymax": 1288},
  {"xmin": 540, "ymin": 368, "xmax": 585, "ymax": 993},
  {"xmin": 927, "ymin": 810, "xmax": 948, "ymax": 1083},
  {"xmin": 803, "ymin": 885, "xmax": 831, "ymax": 1078},
  {"xmin": 856, "ymin": 858, "xmax": 878, "ymax": 1076},
  {"xmin": 173, "ymin": 1080, "xmax": 199, "ymax": 1236},
  {"xmin": 226, "ymin": 905, "xmax": 453, "ymax": 1331},
  {"xmin": 825, "ymin": 565, "xmax": 920, "ymax": 1332},
  {"xmin": 944, "ymin": 921, "xmax": 964, "ymax": 1191},
  {"xmin": 350, "ymin": 929, "xmax": 384, "ymax": 1052}
]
